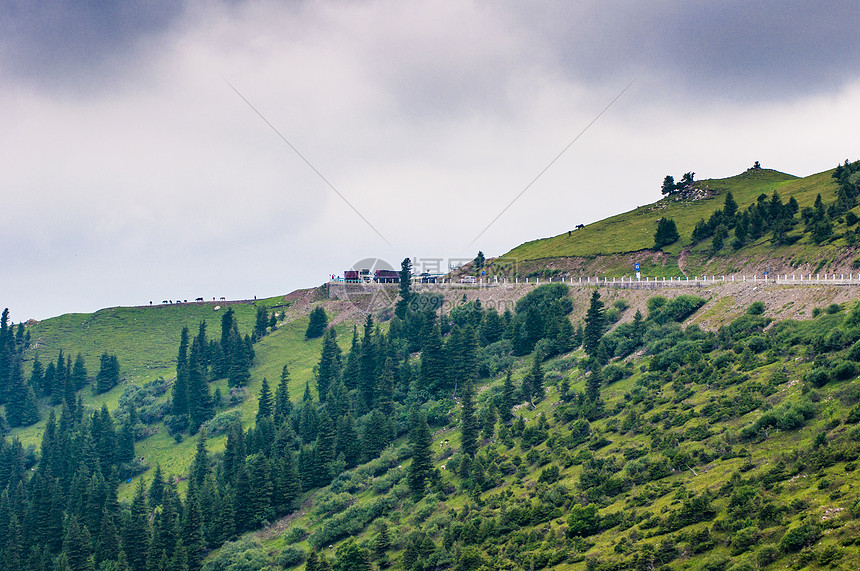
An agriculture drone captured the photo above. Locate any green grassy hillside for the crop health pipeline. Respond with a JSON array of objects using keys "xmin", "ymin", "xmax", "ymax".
[
  {"xmin": 7, "ymin": 161, "xmax": 860, "ymax": 571},
  {"xmin": 201, "ymin": 287, "xmax": 860, "ymax": 571},
  {"xmin": 503, "ymin": 168, "xmax": 842, "ymax": 263},
  {"xmin": 9, "ymin": 295, "xmax": 354, "ymax": 498},
  {"xmin": 26, "ymin": 301, "xmax": 267, "ymax": 385}
]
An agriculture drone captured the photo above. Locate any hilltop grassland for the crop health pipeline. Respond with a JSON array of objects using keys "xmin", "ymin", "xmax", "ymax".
[
  {"xmin": 501, "ymin": 168, "xmax": 859, "ymax": 280},
  {"xmin": 505, "ymin": 169, "xmax": 803, "ymax": 260}
]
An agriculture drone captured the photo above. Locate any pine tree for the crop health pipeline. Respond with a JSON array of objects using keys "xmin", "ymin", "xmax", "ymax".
[
  {"xmin": 661, "ymin": 175, "xmax": 676, "ymax": 195},
  {"xmin": 328, "ymin": 381, "xmax": 351, "ymax": 419},
  {"xmin": 172, "ymin": 327, "xmax": 190, "ymax": 417},
  {"xmin": 52, "ymin": 350, "xmax": 67, "ymax": 404},
  {"xmin": 420, "ymin": 323, "xmax": 448, "ymax": 397},
  {"xmin": 256, "ymin": 378, "xmax": 273, "ymax": 421},
  {"xmin": 190, "ymin": 436, "xmax": 210, "ymax": 489},
  {"xmin": 148, "ymin": 464, "xmax": 165, "ymax": 508},
  {"xmin": 480, "ymin": 310, "xmax": 504, "ymax": 345},
  {"xmin": 188, "ymin": 323, "xmax": 213, "ymax": 433},
  {"xmin": 335, "ymin": 413, "xmax": 361, "ymax": 468},
  {"xmin": 448, "ymin": 325, "xmax": 478, "ymax": 388},
  {"xmin": 316, "ymin": 328, "xmax": 342, "ymax": 402},
  {"xmin": 460, "ymin": 379, "xmax": 479, "ymax": 459},
  {"xmin": 375, "ymin": 521, "xmax": 392, "ymax": 565},
  {"xmin": 305, "ymin": 306, "xmax": 328, "ymax": 339},
  {"xmin": 480, "ymin": 401, "xmax": 497, "ymax": 440},
  {"xmin": 298, "ymin": 397, "xmax": 319, "ymax": 442},
  {"xmin": 246, "ymin": 454, "xmax": 274, "ymax": 527},
  {"xmin": 71, "ymin": 353, "xmax": 88, "ymax": 390},
  {"xmin": 116, "ymin": 417, "xmax": 135, "ymax": 465},
  {"xmin": 153, "ymin": 479, "xmax": 181, "ymax": 563},
  {"xmin": 358, "ymin": 315, "xmax": 377, "ymax": 413},
  {"xmin": 115, "ymin": 550, "xmax": 131, "ymax": 571},
  {"xmin": 41, "ymin": 360, "xmax": 55, "ymax": 398},
  {"xmin": 407, "ymin": 410, "xmax": 433, "ymax": 499},
  {"xmin": 93, "ymin": 404, "xmax": 116, "ymax": 477},
  {"xmin": 361, "ymin": 410, "xmax": 390, "ymax": 461},
  {"xmin": 654, "ymin": 217, "xmax": 680, "ymax": 249},
  {"xmin": 5, "ymin": 358, "xmax": 39, "ymax": 427},
  {"xmin": 313, "ymin": 409, "xmax": 337, "ymax": 487},
  {"xmin": 221, "ymin": 422, "xmax": 246, "ymax": 485},
  {"xmin": 62, "ymin": 515, "xmax": 93, "ymax": 571},
  {"xmin": 724, "ymin": 191, "xmax": 738, "ymax": 220},
  {"xmin": 25, "ymin": 472, "xmax": 51, "ymax": 553},
  {"xmin": 583, "ymin": 291, "xmax": 606, "ymax": 358},
  {"xmin": 29, "ymin": 355, "xmax": 44, "ymax": 397},
  {"xmin": 181, "ymin": 490, "xmax": 204, "ymax": 571},
  {"xmin": 586, "ymin": 366, "xmax": 603, "ymax": 402},
  {"xmin": 253, "ymin": 305, "xmax": 269, "ymax": 341},
  {"xmin": 233, "ymin": 463, "xmax": 252, "ymax": 533},
  {"xmin": 63, "ymin": 354, "xmax": 76, "ymax": 411},
  {"xmin": 95, "ymin": 353, "xmax": 119, "ymax": 394},
  {"xmin": 395, "ymin": 257, "xmax": 413, "ymax": 319},
  {"xmin": 0, "ymin": 309, "xmax": 11, "ymax": 404},
  {"xmin": 342, "ymin": 326, "xmax": 360, "ymax": 391},
  {"xmin": 280, "ymin": 453, "xmax": 302, "ymax": 514},
  {"xmin": 124, "ymin": 479, "xmax": 150, "ymax": 571},
  {"xmin": 94, "ymin": 509, "xmax": 120, "ymax": 565},
  {"xmin": 273, "ymin": 365, "xmax": 292, "ymax": 426}
]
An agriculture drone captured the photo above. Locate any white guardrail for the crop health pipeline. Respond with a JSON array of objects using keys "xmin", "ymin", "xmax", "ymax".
[{"xmin": 330, "ymin": 274, "xmax": 860, "ymax": 288}]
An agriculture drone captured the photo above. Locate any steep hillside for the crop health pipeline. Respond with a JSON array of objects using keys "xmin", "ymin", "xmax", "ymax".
[
  {"xmin": 5, "ymin": 160, "xmax": 860, "ymax": 571},
  {"xmin": 500, "ymin": 166, "xmax": 856, "ymax": 280},
  {"xmin": 199, "ymin": 284, "xmax": 860, "ymax": 571}
]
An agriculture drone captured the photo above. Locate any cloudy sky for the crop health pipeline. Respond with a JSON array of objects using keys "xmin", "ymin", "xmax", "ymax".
[{"xmin": 3, "ymin": 0, "xmax": 860, "ymax": 321}]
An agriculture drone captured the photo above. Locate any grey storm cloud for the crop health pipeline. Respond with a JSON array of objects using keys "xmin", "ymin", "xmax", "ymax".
[
  {"xmin": 507, "ymin": 0, "xmax": 860, "ymax": 100},
  {"xmin": 5, "ymin": 1, "xmax": 859, "ymax": 100},
  {"xmin": 2, "ymin": 0, "xmax": 860, "ymax": 321},
  {"xmin": 0, "ymin": 0, "xmax": 181, "ymax": 89}
]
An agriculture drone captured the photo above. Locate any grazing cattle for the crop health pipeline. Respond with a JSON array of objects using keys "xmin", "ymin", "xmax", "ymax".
[
  {"xmin": 195, "ymin": 297, "xmax": 203, "ymax": 302},
  {"xmin": 220, "ymin": 297, "xmax": 226, "ymax": 301},
  {"xmin": 575, "ymin": 223, "xmax": 585, "ymax": 229},
  {"xmin": 162, "ymin": 300, "xmax": 168, "ymax": 304}
]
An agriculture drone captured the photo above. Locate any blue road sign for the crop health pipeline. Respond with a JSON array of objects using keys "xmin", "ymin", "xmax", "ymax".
[{"xmin": 634, "ymin": 263, "xmax": 640, "ymax": 272}]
